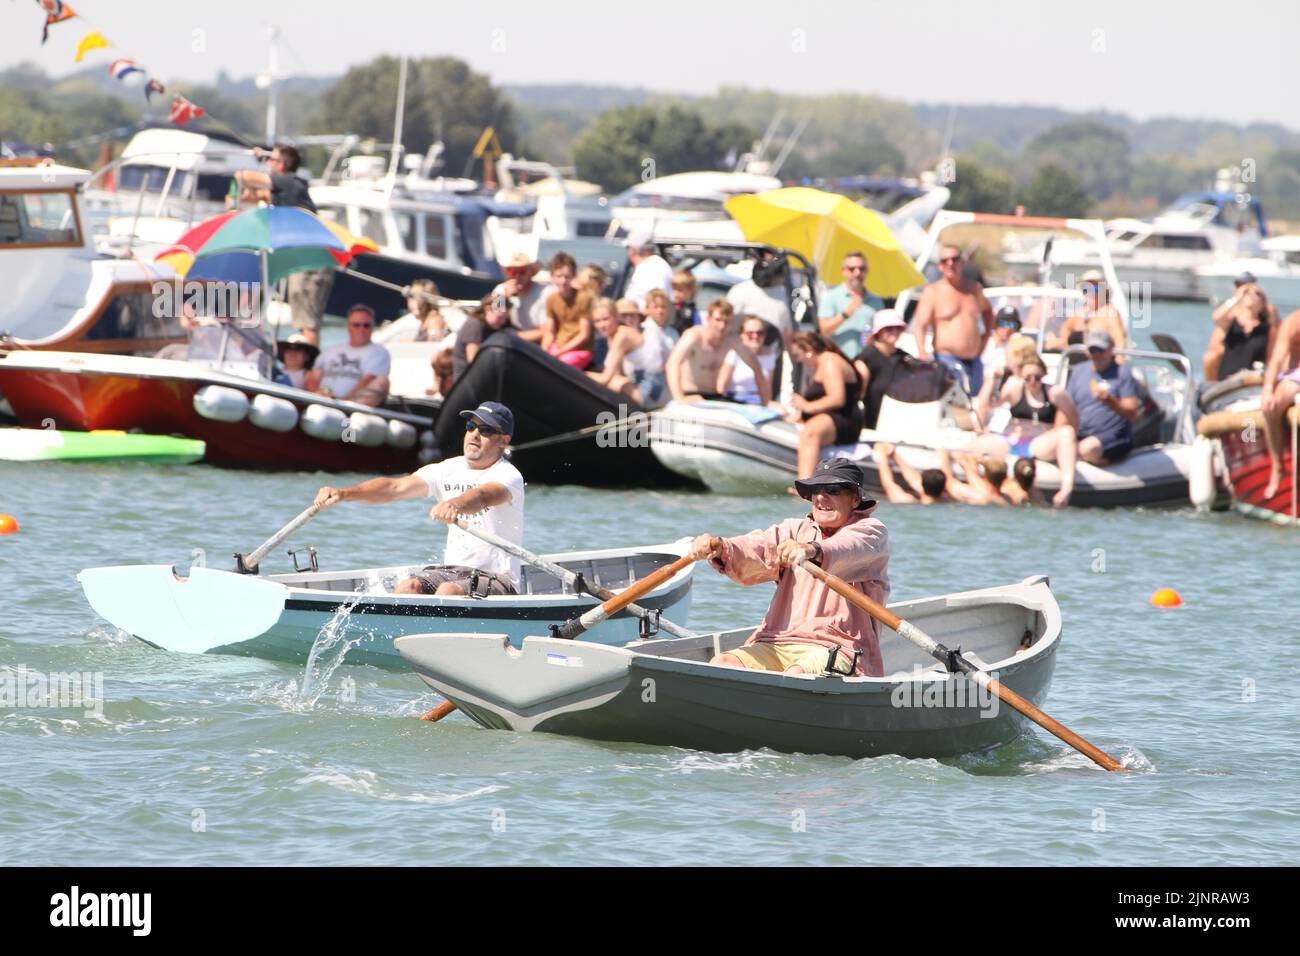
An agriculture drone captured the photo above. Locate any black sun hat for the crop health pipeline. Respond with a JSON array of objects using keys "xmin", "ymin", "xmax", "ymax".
[{"xmin": 794, "ymin": 457, "xmax": 875, "ymax": 509}]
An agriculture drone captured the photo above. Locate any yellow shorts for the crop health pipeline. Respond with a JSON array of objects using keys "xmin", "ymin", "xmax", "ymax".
[{"xmin": 728, "ymin": 642, "xmax": 851, "ymax": 675}]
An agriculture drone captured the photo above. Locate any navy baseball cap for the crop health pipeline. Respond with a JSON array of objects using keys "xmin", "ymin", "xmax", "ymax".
[
  {"xmin": 794, "ymin": 457, "xmax": 875, "ymax": 509},
  {"xmin": 459, "ymin": 401, "xmax": 514, "ymax": 437}
]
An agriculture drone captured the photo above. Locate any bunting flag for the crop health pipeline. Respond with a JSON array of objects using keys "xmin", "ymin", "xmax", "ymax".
[
  {"xmin": 37, "ymin": 0, "xmax": 77, "ymax": 45},
  {"xmin": 108, "ymin": 58, "xmax": 144, "ymax": 83},
  {"xmin": 73, "ymin": 30, "xmax": 109, "ymax": 62},
  {"xmin": 144, "ymin": 78, "xmax": 166, "ymax": 102},
  {"xmin": 169, "ymin": 95, "xmax": 205, "ymax": 126}
]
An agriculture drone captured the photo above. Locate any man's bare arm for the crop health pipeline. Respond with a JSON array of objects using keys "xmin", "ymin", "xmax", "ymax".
[
  {"xmin": 315, "ymin": 474, "xmax": 428, "ymax": 507},
  {"xmin": 913, "ymin": 289, "xmax": 935, "ymax": 360}
]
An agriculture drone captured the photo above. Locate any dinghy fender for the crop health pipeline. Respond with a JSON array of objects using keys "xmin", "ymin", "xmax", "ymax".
[
  {"xmin": 1190, "ymin": 434, "xmax": 1217, "ymax": 510},
  {"xmin": 248, "ymin": 394, "xmax": 300, "ymax": 433},
  {"xmin": 387, "ymin": 419, "xmax": 418, "ymax": 449},
  {"xmin": 193, "ymin": 385, "xmax": 250, "ymax": 423},
  {"xmin": 300, "ymin": 403, "xmax": 348, "ymax": 441},
  {"xmin": 347, "ymin": 412, "xmax": 390, "ymax": 447}
]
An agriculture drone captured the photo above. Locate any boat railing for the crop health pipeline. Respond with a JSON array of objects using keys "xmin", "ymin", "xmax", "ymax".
[{"xmin": 1058, "ymin": 345, "xmax": 1197, "ymax": 445}]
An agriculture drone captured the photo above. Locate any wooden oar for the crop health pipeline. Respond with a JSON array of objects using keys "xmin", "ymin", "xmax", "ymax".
[
  {"xmin": 798, "ymin": 559, "xmax": 1126, "ymax": 772},
  {"xmin": 549, "ymin": 542, "xmax": 715, "ymax": 641},
  {"xmin": 452, "ymin": 519, "xmax": 698, "ymax": 640},
  {"xmin": 416, "ymin": 534, "xmax": 710, "ymax": 722},
  {"xmin": 234, "ymin": 503, "xmax": 322, "ymax": 574}
]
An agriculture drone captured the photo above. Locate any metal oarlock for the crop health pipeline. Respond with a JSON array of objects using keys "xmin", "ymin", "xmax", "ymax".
[{"xmin": 288, "ymin": 546, "xmax": 319, "ymax": 574}]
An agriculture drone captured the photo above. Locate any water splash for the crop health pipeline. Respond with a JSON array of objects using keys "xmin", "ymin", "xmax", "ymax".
[{"xmin": 296, "ymin": 581, "xmax": 375, "ymax": 708}]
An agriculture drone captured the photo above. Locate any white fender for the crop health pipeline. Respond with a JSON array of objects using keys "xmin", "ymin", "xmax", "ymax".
[
  {"xmin": 347, "ymin": 412, "xmax": 389, "ymax": 447},
  {"xmin": 1190, "ymin": 434, "xmax": 1217, "ymax": 510},
  {"xmin": 387, "ymin": 419, "xmax": 417, "ymax": 449},
  {"xmin": 248, "ymin": 393, "xmax": 300, "ymax": 433},
  {"xmin": 193, "ymin": 385, "xmax": 250, "ymax": 423},
  {"xmin": 300, "ymin": 403, "xmax": 348, "ymax": 441}
]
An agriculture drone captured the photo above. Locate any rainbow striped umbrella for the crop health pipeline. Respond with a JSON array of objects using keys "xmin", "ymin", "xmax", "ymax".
[{"xmin": 156, "ymin": 205, "xmax": 377, "ymax": 285}]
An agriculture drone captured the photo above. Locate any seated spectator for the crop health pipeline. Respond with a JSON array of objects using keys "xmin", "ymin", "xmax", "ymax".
[
  {"xmin": 276, "ymin": 333, "xmax": 319, "ymax": 389},
  {"xmin": 666, "ymin": 300, "xmax": 768, "ymax": 404},
  {"xmin": 624, "ymin": 231, "xmax": 673, "ymax": 306},
  {"xmin": 427, "ymin": 349, "xmax": 455, "ymax": 398},
  {"xmin": 1203, "ymin": 278, "xmax": 1277, "ymax": 382},
  {"xmin": 453, "ymin": 293, "xmax": 515, "ymax": 381},
  {"xmin": 644, "ymin": 287, "xmax": 679, "ymax": 347},
  {"xmin": 492, "ymin": 252, "xmax": 548, "ymax": 344},
  {"xmin": 977, "ymin": 332, "xmax": 1039, "ymax": 423},
  {"xmin": 786, "ymin": 331, "xmax": 863, "ymax": 480},
  {"xmin": 1049, "ymin": 271, "xmax": 1126, "ymax": 353},
  {"xmin": 590, "ymin": 298, "xmax": 670, "ymax": 407},
  {"xmin": 718, "ymin": 315, "xmax": 778, "ymax": 405},
  {"xmin": 541, "ymin": 251, "xmax": 594, "ymax": 368},
  {"xmin": 856, "ymin": 309, "xmax": 907, "ymax": 429},
  {"xmin": 403, "ymin": 278, "xmax": 456, "ymax": 350},
  {"xmin": 1065, "ymin": 330, "xmax": 1142, "ymax": 466},
  {"xmin": 671, "ymin": 270, "xmax": 700, "ymax": 333},
  {"xmin": 587, "ymin": 297, "xmax": 634, "ymax": 395},
  {"xmin": 577, "ymin": 264, "xmax": 610, "ymax": 297},
  {"xmin": 305, "ymin": 305, "xmax": 390, "ymax": 406}
]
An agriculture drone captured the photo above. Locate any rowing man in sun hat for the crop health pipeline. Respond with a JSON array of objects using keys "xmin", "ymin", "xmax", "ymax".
[
  {"xmin": 313, "ymin": 401, "xmax": 525, "ymax": 597},
  {"xmin": 687, "ymin": 457, "xmax": 891, "ymax": 677}
]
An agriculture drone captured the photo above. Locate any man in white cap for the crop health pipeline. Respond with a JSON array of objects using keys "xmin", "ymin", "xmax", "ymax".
[
  {"xmin": 856, "ymin": 309, "xmax": 908, "ymax": 429},
  {"xmin": 623, "ymin": 231, "xmax": 673, "ymax": 308},
  {"xmin": 492, "ymin": 251, "xmax": 548, "ymax": 344},
  {"xmin": 313, "ymin": 401, "xmax": 525, "ymax": 596},
  {"xmin": 818, "ymin": 250, "xmax": 884, "ymax": 359}
]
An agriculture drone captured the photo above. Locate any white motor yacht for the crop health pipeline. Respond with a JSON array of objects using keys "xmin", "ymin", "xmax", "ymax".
[{"xmin": 1197, "ymin": 234, "xmax": 1300, "ymax": 313}]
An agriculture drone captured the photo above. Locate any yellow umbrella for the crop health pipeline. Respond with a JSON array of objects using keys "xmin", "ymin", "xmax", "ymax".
[{"xmin": 724, "ymin": 187, "xmax": 926, "ymax": 297}]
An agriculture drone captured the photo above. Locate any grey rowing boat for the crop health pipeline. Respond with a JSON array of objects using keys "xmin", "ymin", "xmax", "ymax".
[{"xmin": 396, "ymin": 575, "xmax": 1060, "ymax": 759}]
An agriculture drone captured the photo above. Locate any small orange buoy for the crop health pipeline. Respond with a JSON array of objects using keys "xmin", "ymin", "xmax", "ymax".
[
  {"xmin": 1150, "ymin": 587, "xmax": 1183, "ymax": 608},
  {"xmin": 0, "ymin": 514, "xmax": 18, "ymax": 535}
]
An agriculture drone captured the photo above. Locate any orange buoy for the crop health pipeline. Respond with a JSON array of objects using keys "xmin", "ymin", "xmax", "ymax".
[
  {"xmin": 1150, "ymin": 587, "xmax": 1183, "ymax": 608},
  {"xmin": 0, "ymin": 514, "xmax": 18, "ymax": 535}
]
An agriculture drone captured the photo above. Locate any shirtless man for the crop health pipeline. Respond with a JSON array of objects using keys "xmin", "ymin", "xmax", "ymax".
[
  {"xmin": 937, "ymin": 449, "xmax": 1008, "ymax": 506},
  {"xmin": 665, "ymin": 299, "xmax": 770, "ymax": 403},
  {"xmin": 1260, "ymin": 309, "xmax": 1300, "ymax": 499},
  {"xmin": 872, "ymin": 443, "xmax": 951, "ymax": 504},
  {"xmin": 913, "ymin": 244, "xmax": 994, "ymax": 396}
]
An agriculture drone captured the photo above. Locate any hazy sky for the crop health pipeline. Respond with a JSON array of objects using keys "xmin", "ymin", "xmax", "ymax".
[{"xmin": 3, "ymin": 0, "xmax": 1294, "ymax": 129}]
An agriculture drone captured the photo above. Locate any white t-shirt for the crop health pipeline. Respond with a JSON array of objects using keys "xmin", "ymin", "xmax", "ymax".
[
  {"xmin": 726, "ymin": 281, "xmax": 792, "ymax": 339},
  {"xmin": 316, "ymin": 342, "xmax": 391, "ymax": 397},
  {"xmin": 723, "ymin": 350, "xmax": 777, "ymax": 404},
  {"xmin": 492, "ymin": 281, "xmax": 549, "ymax": 333},
  {"xmin": 414, "ymin": 455, "xmax": 526, "ymax": 582},
  {"xmin": 625, "ymin": 254, "xmax": 674, "ymax": 307}
]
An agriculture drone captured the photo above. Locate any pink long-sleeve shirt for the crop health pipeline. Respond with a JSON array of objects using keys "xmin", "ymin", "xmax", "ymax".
[{"xmin": 710, "ymin": 509, "xmax": 891, "ymax": 676}]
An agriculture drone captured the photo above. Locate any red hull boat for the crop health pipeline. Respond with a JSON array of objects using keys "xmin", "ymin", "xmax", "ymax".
[
  {"xmin": 1197, "ymin": 373, "xmax": 1299, "ymax": 525},
  {"xmin": 0, "ymin": 350, "xmax": 433, "ymax": 473}
]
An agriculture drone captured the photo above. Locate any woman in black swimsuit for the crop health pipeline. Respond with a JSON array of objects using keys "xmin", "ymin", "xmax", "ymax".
[
  {"xmin": 787, "ymin": 331, "xmax": 863, "ymax": 480},
  {"xmin": 1203, "ymin": 283, "xmax": 1276, "ymax": 381}
]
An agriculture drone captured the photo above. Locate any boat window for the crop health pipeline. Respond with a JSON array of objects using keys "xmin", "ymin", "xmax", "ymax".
[
  {"xmin": 424, "ymin": 214, "xmax": 448, "ymax": 259},
  {"xmin": 0, "ymin": 190, "xmax": 81, "ymax": 246},
  {"xmin": 1161, "ymin": 234, "xmax": 1212, "ymax": 251},
  {"xmin": 193, "ymin": 173, "xmax": 237, "ymax": 203},
  {"xmin": 575, "ymin": 219, "xmax": 608, "ymax": 238},
  {"xmin": 396, "ymin": 212, "xmax": 418, "ymax": 252},
  {"xmin": 83, "ymin": 290, "xmax": 185, "ymax": 346},
  {"xmin": 359, "ymin": 209, "xmax": 387, "ymax": 245},
  {"xmin": 117, "ymin": 164, "xmax": 172, "ymax": 194}
]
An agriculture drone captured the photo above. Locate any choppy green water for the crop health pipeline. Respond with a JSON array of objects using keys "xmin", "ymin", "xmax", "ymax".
[{"xmin": 2, "ymin": 303, "xmax": 1297, "ymax": 866}]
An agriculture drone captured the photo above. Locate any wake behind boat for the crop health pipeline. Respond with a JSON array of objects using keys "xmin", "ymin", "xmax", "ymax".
[{"xmin": 397, "ymin": 575, "xmax": 1059, "ymax": 760}]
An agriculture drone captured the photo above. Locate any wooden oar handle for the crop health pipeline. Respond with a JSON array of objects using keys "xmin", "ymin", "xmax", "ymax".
[{"xmin": 981, "ymin": 676, "xmax": 1124, "ymax": 772}]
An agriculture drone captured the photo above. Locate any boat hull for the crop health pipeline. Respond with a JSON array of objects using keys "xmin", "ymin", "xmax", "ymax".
[
  {"xmin": 650, "ymin": 401, "xmax": 1193, "ymax": 508},
  {"xmin": 398, "ymin": 577, "xmax": 1061, "ymax": 760},
  {"xmin": 1197, "ymin": 373, "xmax": 1298, "ymax": 524},
  {"xmin": 0, "ymin": 352, "xmax": 428, "ymax": 472},
  {"xmin": 437, "ymin": 332, "xmax": 694, "ymax": 487},
  {"xmin": 78, "ymin": 543, "xmax": 696, "ymax": 669}
]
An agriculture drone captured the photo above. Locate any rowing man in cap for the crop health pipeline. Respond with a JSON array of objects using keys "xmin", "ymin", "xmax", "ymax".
[
  {"xmin": 688, "ymin": 458, "xmax": 890, "ymax": 676},
  {"xmin": 313, "ymin": 401, "xmax": 525, "ymax": 596}
]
